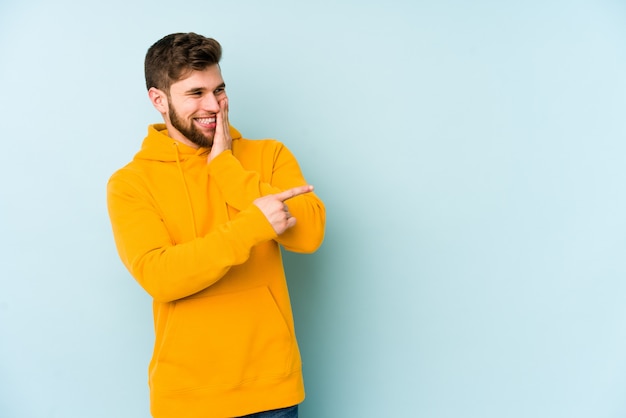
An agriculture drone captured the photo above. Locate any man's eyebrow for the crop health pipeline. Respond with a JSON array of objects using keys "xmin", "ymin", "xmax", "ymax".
[{"xmin": 184, "ymin": 83, "xmax": 226, "ymax": 94}]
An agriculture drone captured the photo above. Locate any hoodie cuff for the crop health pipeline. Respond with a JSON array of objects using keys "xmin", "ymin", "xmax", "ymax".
[{"xmin": 229, "ymin": 202, "xmax": 278, "ymax": 247}]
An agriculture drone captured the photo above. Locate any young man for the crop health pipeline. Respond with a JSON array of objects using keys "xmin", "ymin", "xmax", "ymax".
[{"xmin": 107, "ymin": 32, "xmax": 325, "ymax": 418}]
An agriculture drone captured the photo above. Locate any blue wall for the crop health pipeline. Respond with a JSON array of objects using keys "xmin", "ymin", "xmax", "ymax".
[{"xmin": 2, "ymin": 1, "xmax": 626, "ymax": 417}]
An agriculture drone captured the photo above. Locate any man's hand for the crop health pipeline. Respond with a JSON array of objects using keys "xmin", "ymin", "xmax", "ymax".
[
  {"xmin": 254, "ymin": 185, "xmax": 314, "ymax": 235},
  {"xmin": 207, "ymin": 97, "xmax": 231, "ymax": 163}
]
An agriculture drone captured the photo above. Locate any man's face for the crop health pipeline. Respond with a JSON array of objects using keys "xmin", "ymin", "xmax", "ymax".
[{"xmin": 162, "ymin": 64, "xmax": 227, "ymax": 148}]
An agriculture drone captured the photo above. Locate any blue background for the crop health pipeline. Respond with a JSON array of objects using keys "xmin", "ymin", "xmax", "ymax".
[{"xmin": 1, "ymin": 1, "xmax": 626, "ymax": 417}]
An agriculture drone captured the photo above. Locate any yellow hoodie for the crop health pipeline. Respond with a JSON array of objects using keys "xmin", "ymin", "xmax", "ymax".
[{"xmin": 107, "ymin": 124, "xmax": 325, "ymax": 417}]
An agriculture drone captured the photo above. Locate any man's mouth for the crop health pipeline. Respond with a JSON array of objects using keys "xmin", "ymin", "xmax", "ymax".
[{"xmin": 195, "ymin": 117, "xmax": 216, "ymax": 127}]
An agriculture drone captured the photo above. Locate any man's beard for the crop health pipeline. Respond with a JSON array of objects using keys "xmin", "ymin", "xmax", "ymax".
[{"xmin": 169, "ymin": 101, "xmax": 214, "ymax": 148}]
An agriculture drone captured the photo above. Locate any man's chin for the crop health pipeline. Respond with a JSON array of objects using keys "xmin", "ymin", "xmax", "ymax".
[{"xmin": 189, "ymin": 136, "xmax": 214, "ymax": 149}]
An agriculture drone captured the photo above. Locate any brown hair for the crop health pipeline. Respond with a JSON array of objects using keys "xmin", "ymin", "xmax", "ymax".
[{"xmin": 144, "ymin": 32, "xmax": 222, "ymax": 92}]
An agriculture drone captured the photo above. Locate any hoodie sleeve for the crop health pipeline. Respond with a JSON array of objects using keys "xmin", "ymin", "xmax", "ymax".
[
  {"xmin": 107, "ymin": 173, "xmax": 277, "ymax": 302},
  {"xmin": 207, "ymin": 141, "xmax": 326, "ymax": 253}
]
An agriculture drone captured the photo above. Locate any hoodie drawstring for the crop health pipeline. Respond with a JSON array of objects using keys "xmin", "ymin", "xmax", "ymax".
[{"xmin": 173, "ymin": 143, "xmax": 198, "ymax": 238}]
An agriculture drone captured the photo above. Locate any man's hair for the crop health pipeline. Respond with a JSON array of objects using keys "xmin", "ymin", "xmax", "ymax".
[{"xmin": 144, "ymin": 32, "xmax": 222, "ymax": 92}]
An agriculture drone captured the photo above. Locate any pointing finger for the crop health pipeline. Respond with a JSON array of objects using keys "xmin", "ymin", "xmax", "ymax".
[{"xmin": 274, "ymin": 185, "xmax": 314, "ymax": 202}]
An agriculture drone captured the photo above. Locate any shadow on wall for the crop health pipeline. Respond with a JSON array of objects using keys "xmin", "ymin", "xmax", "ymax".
[
  {"xmin": 282, "ymin": 245, "xmax": 329, "ymax": 413},
  {"xmin": 283, "ymin": 249, "xmax": 326, "ymax": 335}
]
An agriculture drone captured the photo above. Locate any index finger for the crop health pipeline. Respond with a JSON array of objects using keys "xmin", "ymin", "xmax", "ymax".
[
  {"xmin": 219, "ymin": 98, "xmax": 229, "ymax": 119},
  {"xmin": 274, "ymin": 185, "xmax": 314, "ymax": 202},
  {"xmin": 220, "ymin": 97, "xmax": 229, "ymax": 111}
]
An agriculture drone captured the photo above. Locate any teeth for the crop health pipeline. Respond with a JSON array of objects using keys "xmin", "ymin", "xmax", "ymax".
[{"xmin": 196, "ymin": 118, "xmax": 216, "ymax": 124}]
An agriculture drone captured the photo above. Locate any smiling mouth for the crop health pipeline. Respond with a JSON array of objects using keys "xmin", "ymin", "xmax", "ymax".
[{"xmin": 195, "ymin": 117, "xmax": 216, "ymax": 127}]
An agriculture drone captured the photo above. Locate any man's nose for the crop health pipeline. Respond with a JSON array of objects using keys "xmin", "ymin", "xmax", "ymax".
[{"xmin": 202, "ymin": 94, "xmax": 219, "ymax": 111}]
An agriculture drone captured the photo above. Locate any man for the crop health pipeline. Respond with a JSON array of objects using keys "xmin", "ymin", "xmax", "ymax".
[{"xmin": 107, "ymin": 32, "xmax": 325, "ymax": 418}]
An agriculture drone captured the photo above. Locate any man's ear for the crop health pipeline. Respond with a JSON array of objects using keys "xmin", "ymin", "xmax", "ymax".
[{"xmin": 148, "ymin": 87, "xmax": 168, "ymax": 114}]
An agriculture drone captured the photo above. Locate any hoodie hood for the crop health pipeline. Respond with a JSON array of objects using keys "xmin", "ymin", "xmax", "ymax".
[{"xmin": 134, "ymin": 123, "xmax": 243, "ymax": 162}]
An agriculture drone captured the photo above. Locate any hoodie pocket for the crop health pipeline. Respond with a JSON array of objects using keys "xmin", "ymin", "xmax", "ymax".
[{"xmin": 153, "ymin": 286, "xmax": 297, "ymax": 391}]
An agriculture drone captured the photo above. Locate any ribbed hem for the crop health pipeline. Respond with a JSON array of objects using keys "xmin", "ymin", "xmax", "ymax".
[{"xmin": 151, "ymin": 370, "xmax": 305, "ymax": 418}]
